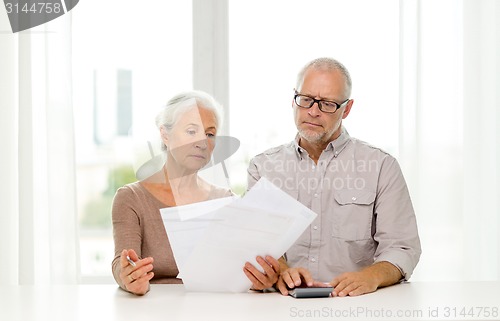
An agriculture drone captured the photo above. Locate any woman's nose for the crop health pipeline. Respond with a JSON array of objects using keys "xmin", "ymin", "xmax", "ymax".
[{"xmin": 195, "ymin": 138, "xmax": 208, "ymax": 149}]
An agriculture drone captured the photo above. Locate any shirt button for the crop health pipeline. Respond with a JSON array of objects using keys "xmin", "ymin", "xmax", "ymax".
[
  {"xmin": 314, "ymin": 193, "xmax": 319, "ymax": 198},
  {"xmin": 312, "ymin": 165, "xmax": 316, "ymax": 169},
  {"xmin": 313, "ymin": 225, "xmax": 318, "ymax": 230},
  {"xmin": 351, "ymin": 196, "xmax": 357, "ymax": 201},
  {"xmin": 311, "ymin": 258, "xmax": 316, "ymax": 262}
]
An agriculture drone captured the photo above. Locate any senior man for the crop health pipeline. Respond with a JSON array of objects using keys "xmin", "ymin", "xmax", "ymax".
[{"xmin": 243, "ymin": 57, "xmax": 421, "ymax": 297}]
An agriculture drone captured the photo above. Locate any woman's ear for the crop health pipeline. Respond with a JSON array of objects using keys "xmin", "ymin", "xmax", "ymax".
[{"xmin": 160, "ymin": 126, "xmax": 169, "ymax": 148}]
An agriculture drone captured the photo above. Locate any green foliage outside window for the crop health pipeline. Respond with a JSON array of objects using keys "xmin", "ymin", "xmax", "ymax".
[{"xmin": 81, "ymin": 165, "xmax": 136, "ymax": 228}]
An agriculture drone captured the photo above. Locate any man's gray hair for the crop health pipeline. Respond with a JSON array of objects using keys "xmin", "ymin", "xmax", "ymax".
[{"xmin": 296, "ymin": 57, "xmax": 352, "ymax": 98}]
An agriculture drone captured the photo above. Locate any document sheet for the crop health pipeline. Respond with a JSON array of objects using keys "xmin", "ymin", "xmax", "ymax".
[{"xmin": 161, "ymin": 177, "xmax": 317, "ymax": 292}]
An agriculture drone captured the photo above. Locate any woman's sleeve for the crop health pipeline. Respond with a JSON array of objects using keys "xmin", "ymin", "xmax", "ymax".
[{"xmin": 111, "ymin": 186, "xmax": 142, "ymax": 290}]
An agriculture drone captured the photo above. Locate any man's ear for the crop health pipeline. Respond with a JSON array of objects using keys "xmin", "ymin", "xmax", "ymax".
[{"xmin": 342, "ymin": 99, "xmax": 354, "ymax": 119}]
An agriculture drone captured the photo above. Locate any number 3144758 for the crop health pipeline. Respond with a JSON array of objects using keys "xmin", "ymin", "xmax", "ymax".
[{"xmin": 5, "ymin": 2, "xmax": 63, "ymax": 14}]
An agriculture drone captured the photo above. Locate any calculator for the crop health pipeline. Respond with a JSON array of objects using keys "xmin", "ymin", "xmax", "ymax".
[{"xmin": 288, "ymin": 286, "xmax": 333, "ymax": 298}]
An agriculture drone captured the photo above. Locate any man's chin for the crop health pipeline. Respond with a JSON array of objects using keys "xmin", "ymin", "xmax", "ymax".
[{"xmin": 298, "ymin": 130, "xmax": 324, "ymax": 144}]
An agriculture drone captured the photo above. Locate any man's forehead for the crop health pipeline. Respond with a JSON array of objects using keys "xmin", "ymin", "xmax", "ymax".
[{"xmin": 300, "ymin": 71, "xmax": 345, "ymax": 93}]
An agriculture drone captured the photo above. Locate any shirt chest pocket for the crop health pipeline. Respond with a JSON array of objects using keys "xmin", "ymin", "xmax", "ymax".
[{"xmin": 331, "ymin": 190, "xmax": 376, "ymax": 241}]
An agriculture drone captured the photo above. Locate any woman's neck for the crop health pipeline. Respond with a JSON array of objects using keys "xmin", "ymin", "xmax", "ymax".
[
  {"xmin": 140, "ymin": 164, "xmax": 210, "ymax": 207},
  {"xmin": 163, "ymin": 165, "xmax": 209, "ymax": 206}
]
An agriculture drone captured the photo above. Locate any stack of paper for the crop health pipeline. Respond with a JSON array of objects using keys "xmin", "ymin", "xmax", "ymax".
[{"xmin": 161, "ymin": 177, "xmax": 317, "ymax": 293}]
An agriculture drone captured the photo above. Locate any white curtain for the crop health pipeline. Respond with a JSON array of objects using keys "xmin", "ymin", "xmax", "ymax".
[
  {"xmin": 399, "ymin": 0, "xmax": 499, "ymax": 281},
  {"xmin": 0, "ymin": 12, "xmax": 80, "ymax": 285},
  {"xmin": 461, "ymin": 0, "xmax": 500, "ymax": 281}
]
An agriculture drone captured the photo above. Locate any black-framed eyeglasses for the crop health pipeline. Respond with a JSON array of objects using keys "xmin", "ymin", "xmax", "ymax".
[{"xmin": 293, "ymin": 90, "xmax": 349, "ymax": 113}]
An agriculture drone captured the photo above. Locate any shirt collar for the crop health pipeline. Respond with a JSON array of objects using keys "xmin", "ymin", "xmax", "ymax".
[
  {"xmin": 327, "ymin": 126, "xmax": 351, "ymax": 154},
  {"xmin": 293, "ymin": 126, "xmax": 351, "ymax": 159},
  {"xmin": 293, "ymin": 134, "xmax": 304, "ymax": 159}
]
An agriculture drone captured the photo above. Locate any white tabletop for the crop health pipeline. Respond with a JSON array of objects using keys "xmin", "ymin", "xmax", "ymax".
[{"xmin": 1, "ymin": 281, "xmax": 499, "ymax": 321}]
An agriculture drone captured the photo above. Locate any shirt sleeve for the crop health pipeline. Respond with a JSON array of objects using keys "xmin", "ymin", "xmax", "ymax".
[
  {"xmin": 246, "ymin": 156, "xmax": 262, "ymax": 191},
  {"xmin": 373, "ymin": 156, "xmax": 422, "ymax": 280},
  {"xmin": 111, "ymin": 186, "xmax": 143, "ymax": 290}
]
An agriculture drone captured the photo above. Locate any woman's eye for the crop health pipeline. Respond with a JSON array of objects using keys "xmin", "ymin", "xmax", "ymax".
[{"xmin": 206, "ymin": 133, "xmax": 215, "ymax": 138}]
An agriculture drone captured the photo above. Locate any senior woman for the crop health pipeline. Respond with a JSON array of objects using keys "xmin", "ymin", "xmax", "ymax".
[{"xmin": 111, "ymin": 90, "xmax": 233, "ymax": 295}]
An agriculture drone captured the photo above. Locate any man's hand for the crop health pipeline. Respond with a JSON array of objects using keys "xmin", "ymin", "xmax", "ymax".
[
  {"xmin": 330, "ymin": 270, "xmax": 378, "ymax": 297},
  {"xmin": 330, "ymin": 261, "xmax": 403, "ymax": 297},
  {"xmin": 243, "ymin": 255, "xmax": 280, "ymax": 290},
  {"xmin": 275, "ymin": 267, "xmax": 327, "ymax": 295}
]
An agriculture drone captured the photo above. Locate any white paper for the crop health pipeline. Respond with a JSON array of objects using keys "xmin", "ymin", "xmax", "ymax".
[
  {"xmin": 160, "ymin": 196, "xmax": 236, "ymax": 274},
  {"xmin": 236, "ymin": 178, "xmax": 318, "ymax": 257},
  {"xmin": 162, "ymin": 177, "xmax": 317, "ymax": 293}
]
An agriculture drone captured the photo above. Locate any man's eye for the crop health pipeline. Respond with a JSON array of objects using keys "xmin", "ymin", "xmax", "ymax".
[{"xmin": 187, "ymin": 129, "xmax": 197, "ymax": 135}]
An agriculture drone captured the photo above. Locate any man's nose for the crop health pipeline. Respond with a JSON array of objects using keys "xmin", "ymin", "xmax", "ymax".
[{"xmin": 308, "ymin": 101, "xmax": 322, "ymax": 116}]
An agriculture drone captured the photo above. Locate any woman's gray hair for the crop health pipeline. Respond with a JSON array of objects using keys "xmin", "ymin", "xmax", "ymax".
[
  {"xmin": 296, "ymin": 57, "xmax": 352, "ymax": 98},
  {"xmin": 155, "ymin": 90, "xmax": 223, "ymax": 150},
  {"xmin": 156, "ymin": 90, "xmax": 223, "ymax": 130}
]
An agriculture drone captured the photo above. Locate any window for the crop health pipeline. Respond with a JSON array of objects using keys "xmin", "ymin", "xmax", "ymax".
[
  {"xmin": 73, "ymin": 0, "xmax": 192, "ymax": 282},
  {"xmin": 227, "ymin": 0, "xmax": 400, "ymax": 190},
  {"xmin": 72, "ymin": 0, "xmax": 499, "ymax": 283}
]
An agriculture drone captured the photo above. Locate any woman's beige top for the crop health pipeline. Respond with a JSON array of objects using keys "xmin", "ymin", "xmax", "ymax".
[{"xmin": 111, "ymin": 181, "xmax": 231, "ymax": 290}]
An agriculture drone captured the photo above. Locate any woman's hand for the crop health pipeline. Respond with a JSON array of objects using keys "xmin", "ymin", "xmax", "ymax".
[{"xmin": 119, "ymin": 249, "xmax": 154, "ymax": 295}]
